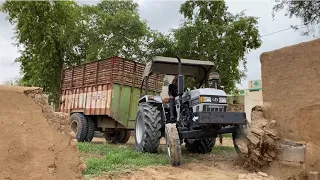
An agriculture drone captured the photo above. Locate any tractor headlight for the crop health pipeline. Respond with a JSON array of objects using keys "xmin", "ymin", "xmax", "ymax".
[
  {"xmin": 219, "ymin": 97, "xmax": 227, "ymax": 103},
  {"xmin": 200, "ymin": 96, "xmax": 211, "ymax": 103}
]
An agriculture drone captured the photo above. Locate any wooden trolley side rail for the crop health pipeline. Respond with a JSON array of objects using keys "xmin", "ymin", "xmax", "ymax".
[{"xmin": 58, "ymin": 56, "xmax": 164, "ymax": 118}]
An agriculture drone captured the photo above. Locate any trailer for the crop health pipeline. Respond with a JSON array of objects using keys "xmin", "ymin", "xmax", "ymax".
[{"xmin": 59, "ymin": 56, "xmax": 164, "ymax": 143}]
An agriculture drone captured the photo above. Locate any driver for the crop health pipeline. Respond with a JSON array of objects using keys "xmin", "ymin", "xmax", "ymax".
[{"xmin": 168, "ymin": 75, "xmax": 178, "ymax": 120}]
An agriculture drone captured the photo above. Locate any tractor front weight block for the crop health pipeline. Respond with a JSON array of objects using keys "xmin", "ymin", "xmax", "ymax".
[
  {"xmin": 192, "ymin": 112, "xmax": 247, "ymax": 125},
  {"xmin": 179, "ymin": 126, "xmax": 237, "ymax": 140}
]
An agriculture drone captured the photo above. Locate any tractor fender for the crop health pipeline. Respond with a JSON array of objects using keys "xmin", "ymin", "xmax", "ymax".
[{"xmin": 138, "ymin": 95, "xmax": 163, "ymax": 104}]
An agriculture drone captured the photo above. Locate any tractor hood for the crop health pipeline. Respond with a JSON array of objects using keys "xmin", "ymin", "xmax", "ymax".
[{"xmin": 183, "ymin": 88, "xmax": 227, "ymax": 98}]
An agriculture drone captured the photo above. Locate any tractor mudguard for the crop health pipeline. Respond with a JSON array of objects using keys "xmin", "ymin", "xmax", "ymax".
[{"xmin": 138, "ymin": 95, "xmax": 163, "ymax": 104}]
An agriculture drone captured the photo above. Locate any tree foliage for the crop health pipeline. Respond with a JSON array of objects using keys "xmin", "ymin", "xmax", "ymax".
[
  {"xmin": 172, "ymin": 1, "xmax": 261, "ymax": 92},
  {"xmin": 273, "ymin": 0, "xmax": 320, "ymax": 36},
  {"xmin": 1, "ymin": 0, "xmax": 151, "ymax": 107},
  {"xmin": 80, "ymin": 0, "xmax": 150, "ymax": 62},
  {"xmin": 1, "ymin": 0, "xmax": 261, "ymax": 106},
  {"xmin": 1, "ymin": 1, "xmax": 85, "ymax": 106}
]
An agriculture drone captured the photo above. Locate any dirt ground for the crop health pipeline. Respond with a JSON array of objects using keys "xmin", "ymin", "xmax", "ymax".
[
  {"xmin": 92, "ymin": 135, "xmax": 234, "ymax": 147},
  {"xmin": 0, "ymin": 85, "xmax": 83, "ymax": 180},
  {"xmin": 109, "ymin": 161, "xmax": 246, "ymax": 180},
  {"xmin": 89, "ymin": 137, "xmax": 276, "ymax": 180}
]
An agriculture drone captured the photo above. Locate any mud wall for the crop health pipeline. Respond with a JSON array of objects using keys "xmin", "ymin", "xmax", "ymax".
[
  {"xmin": 227, "ymin": 104, "xmax": 245, "ymax": 112},
  {"xmin": 260, "ymin": 39, "xmax": 320, "ymax": 172}
]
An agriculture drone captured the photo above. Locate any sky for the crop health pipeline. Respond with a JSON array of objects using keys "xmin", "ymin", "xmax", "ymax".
[{"xmin": 0, "ymin": 0, "xmax": 316, "ymax": 89}]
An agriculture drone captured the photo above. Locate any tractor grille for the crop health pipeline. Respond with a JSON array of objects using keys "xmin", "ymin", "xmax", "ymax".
[{"xmin": 203, "ymin": 105, "xmax": 227, "ymax": 112}]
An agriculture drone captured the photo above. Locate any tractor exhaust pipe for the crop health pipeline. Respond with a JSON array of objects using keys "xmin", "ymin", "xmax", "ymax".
[{"xmin": 176, "ymin": 55, "xmax": 184, "ymax": 96}]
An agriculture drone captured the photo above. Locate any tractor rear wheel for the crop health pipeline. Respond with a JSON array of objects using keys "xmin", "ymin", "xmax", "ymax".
[
  {"xmin": 185, "ymin": 138, "xmax": 216, "ymax": 154},
  {"xmin": 165, "ymin": 123, "xmax": 181, "ymax": 166},
  {"xmin": 135, "ymin": 103, "xmax": 162, "ymax": 153}
]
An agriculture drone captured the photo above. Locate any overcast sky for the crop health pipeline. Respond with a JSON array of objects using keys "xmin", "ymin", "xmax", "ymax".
[{"xmin": 0, "ymin": 0, "xmax": 315, "ymax": 88}]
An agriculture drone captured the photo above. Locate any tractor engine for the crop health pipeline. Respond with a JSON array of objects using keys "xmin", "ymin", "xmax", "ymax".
[
  {"xmin": 177, "ymin": 88, "xmax": 228, "ymax": 130},
  {"xmin": 181, "ymin": 88, "xmax": 227, "ymax": 114}
]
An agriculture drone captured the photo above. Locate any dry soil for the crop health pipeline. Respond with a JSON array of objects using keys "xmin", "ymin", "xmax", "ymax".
[
  {"xmin": 90, "ymin": 137, "xmax": 278, "ymax": 180},
  {"xmin": 0, "ymin": 85, "xmax": 84, "ymax": 180}
]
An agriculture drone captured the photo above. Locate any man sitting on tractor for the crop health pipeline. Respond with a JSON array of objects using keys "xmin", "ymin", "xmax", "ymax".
[{"xmin": 168, "ymin": 75, "xmax": 178, "ymax": 120}]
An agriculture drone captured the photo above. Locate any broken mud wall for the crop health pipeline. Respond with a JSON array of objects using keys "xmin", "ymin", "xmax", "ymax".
[
  {"xmin": 260, "ymin": 39, "xmax": 320, "ymax": 172},
  {"xmin": 227, "ymin": 104, "xmax": 245, "ymax": 112},
  {"xmin": 0, "ymin": 86, "xmax": 85, "ymax": 180}
]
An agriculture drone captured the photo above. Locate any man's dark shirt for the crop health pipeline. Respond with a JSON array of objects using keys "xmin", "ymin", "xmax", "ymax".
[{"xmin": 168, "ymin": 84, "xmax": 178, "ymax": 97}]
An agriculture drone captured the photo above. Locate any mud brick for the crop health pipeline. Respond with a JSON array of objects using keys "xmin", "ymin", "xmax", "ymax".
[
  {"xmin": 247, "ymin": 133, "xmax": 261, "ymax": 146},
  {"xmin": 264, "ymin": 129, "xmax": 278, "ymax": 140},
  {"xmin": 251, "ymin": 127, "xmax": 264, "ymax": 136},
  {"xmin": 267, "ymin": 150, "xmax": 277, "ymax": 158},
  {"xmin": 264, "ymin": 135, "xmax": 275, "ymax": 145}
]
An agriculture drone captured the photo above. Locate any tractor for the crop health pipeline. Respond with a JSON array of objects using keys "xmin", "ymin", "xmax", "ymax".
[{"xmin": 134, "ymin": 56, "xmax": 248, "ymax": 166}]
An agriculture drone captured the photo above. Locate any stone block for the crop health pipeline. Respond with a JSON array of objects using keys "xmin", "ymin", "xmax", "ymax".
[
  {"xmin": 308, "ymin": 172, "xmax": 319, "ymax": 180},
  {"xmin": 278, "ymin": 140, "xmax": 305, "ymax": 162}
]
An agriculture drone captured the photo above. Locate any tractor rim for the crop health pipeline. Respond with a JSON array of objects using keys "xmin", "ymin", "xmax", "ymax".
[
  {"xmin": 136, "ymin": 114, "xmax": 143, "ymax": 144},
  {"xmin": 165, "ymin": 129, "xmax": 171, "ymax": 158}
]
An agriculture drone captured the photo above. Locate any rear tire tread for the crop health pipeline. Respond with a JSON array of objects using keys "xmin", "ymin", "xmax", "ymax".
[
  {"xmin": 85, "ymin": 116, "xmax": 96, "ymax": 142},
  {"xmin": 70, "ymin": 113, "xmax": 88, "ymax": 142},
  {"xmin": 120, "ymin": 130, "xmax": 131, "ymax": 144},
  {"xmin": 185, "ymin": 138, "xmax": 216, "ymax": 154},
  {"xmin": 135, "ymin": 103, "xmax": 162, "ymax": 153}
]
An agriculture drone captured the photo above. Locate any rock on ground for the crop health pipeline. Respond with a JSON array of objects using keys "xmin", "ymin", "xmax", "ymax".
[{"xmin": 237, "ymin": 172, "xmax": 277, "ymax": 180}]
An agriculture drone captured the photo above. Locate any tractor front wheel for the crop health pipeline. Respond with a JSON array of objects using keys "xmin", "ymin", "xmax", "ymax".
[{"xmin": 165, "ymin": 123, "xmax": 181, "ymax": 166}]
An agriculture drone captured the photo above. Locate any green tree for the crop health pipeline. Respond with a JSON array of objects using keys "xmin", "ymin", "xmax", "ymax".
[
  {"xmin": 1, "ymin": 1, "xmax": 85, "ymax": 107},
  {"xmin": 1, "ymin": 0, "xmax": 152, "ymax": 108},
  {"xmin": 80, "ymin": 0, "xmax": 150, "ymax": 62},
  {"xmin": 146, "ymin": 30, "xmax": 177, "ymax": 60},
  {"xmin": 172, "ymin": 1, "xmax": 261, "ymax": 92},
  {"xmin": 273, "ymin": 0, "xmax": 320, "ymax": 37}
]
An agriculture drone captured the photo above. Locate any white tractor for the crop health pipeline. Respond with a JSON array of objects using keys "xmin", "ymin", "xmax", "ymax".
[{"xmin": 134, "ymin": 56, "xmax": 248, "ymax": 166}]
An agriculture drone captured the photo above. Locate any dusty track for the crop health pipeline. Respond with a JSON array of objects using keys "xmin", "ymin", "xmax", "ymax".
[
  {"xmin": 90, "ymin": 137, "xmax": 276, "ymax": 180},
  {"xmin": 111, "ymin": 160, "xmax": 245, "ymax": 180}
]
